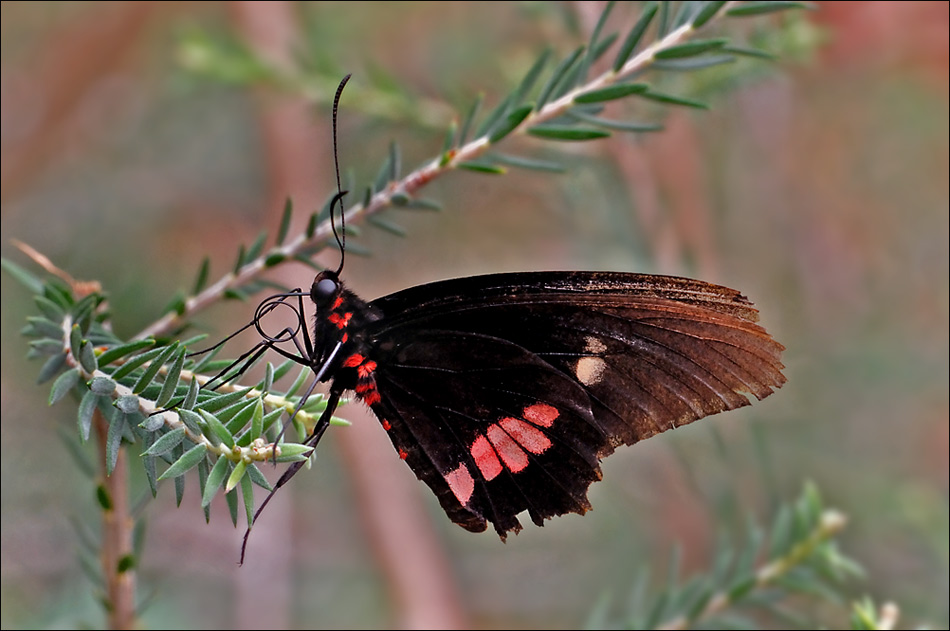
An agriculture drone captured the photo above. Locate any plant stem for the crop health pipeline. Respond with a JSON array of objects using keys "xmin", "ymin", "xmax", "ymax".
[
  {"xmin": 656, "ymin": 509, "xmax": 848, "ymax": 630},
  {"xmin": 95, "ymin": 409, "xmax": 137, "ymax": 629},
  {"xmin": 133, "ymin": 2, "xmax": 740, "ymax": 342}
]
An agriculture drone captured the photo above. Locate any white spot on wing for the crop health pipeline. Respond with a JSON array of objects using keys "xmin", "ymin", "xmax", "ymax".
[
  {"xmin": 576, "ymin": 356, "xmax": 606, "ymax": 386},
  {"xmin": 584, "ymin": 336, "xmax": 607, "ymax": 354}
]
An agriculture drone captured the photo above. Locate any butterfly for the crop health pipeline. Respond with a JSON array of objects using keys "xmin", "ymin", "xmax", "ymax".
[
  {"xmin": 209, "ymin": 75, "xmax": 785, "ymax": 561},
  {"xmin": 228, "ymin": 266, "xmax": 785, "ymax": 561}
]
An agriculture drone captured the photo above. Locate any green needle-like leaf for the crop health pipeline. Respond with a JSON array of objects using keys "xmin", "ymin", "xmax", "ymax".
[
  {"xmin": 490, "ymin": 153, "xmax": 566, "ymax": 173},
  {"xmin": 115, "ymin": 394, "xmax": 140, "ymax": 415},
  {"xmin": 181, "ymin": 378, "xmax": 199, "ymax": 411},
  {"xmin": 527, "ymin": 126, "xmax": 610, "ymax": 141},
  {"xmin": 89, "ymin": 375, "xmax": 117, "ymax": 396},
  {"xmin": 160, "ymin": 443, "xmax": 207, "ymax": 480},
  {"xmin": 26, "ymin": 316, "xmax": 63, "ymax": 340},
  {"xmin": 276, "ymin": 197, "xmax": 293, "ymax": 245},
  {"xmin": 474, "ymin": 93, "xmax": 513, "ymax": 140},
  {"xmin": 488, "ymin": 104, "xmax": 534, "ymax": 143},
  {"xmin": 202, "ymin": 456, "xmax": 229, "ymax": 507},
  {"xmin": 693, "ymin": 0, "xmax": 728, "ymax": 28},
  {"xmin": 49, "ymin": 368, "xmax": 80, "ymax": 405},
  {"xmin": 110, "ymin": 345, "xmax": 168, "ymax": 382},
  {"xmin": 105, "ymin": 413, "xmax": 127, "ymax": 475},
  {"xmin": 727, "ymin": 1, "xmax": 814, "ymax": 17},
  {"xmin": 177, "ymin": 408, "xmax": 204, "ymax": 434},
  {"xmin": 69, "ymin": 325, "xmax": 82, "ymax": 360},
  {"xmin": 78, "ymin": 341, "xmax": 97, "ymax": 374},
  {"xmin": 574, "ymin": 83, "xmax": 648, "ymax": 103},
  {"xmin": 34, "ymin": 295, "xmax": 66, "ymax": 321},
  {"xmin": 193, "ymin": 256, "xmax": 210, "ymax": 295},
  {"xmin": 535, "ymin": 45, "xmax": 585, "ymax": 111},
  {"xmin": 654, "ymin": 38, "xmax": 729, "ymax": 60},
  {"xmin": 37, "ymin": 352, "xmax": 67, "ymax": 384},
  {"xmin": 200, "ymin": 408, "xmax": 235, "ymax": 448},
  {"xmin": 246, "ymin": 462, "xmax": 272, "ymax": 491},
  {"xmin": 2, "ymin": 257, "xmax": 44, "ymax": 293},
  {"xmin": 156, "ymin": 349, "xmax": 185, "ymax": 408},
  {"xmin": 131, "ymin": 343, "xmax": 179, "ymax": 395},
  {"xmin": 368, "ymin": 215, "xmax": 407, "ymax": 237},
  {"xmin": 457, "ymin": 161, "xmax": 507, "ymax": 174},
  {"xmin": 639, "ymin": 90, "xmax": 709, "ymax": 109},
  {"xmin": 144, "ymin": 427, "xmax": 187, "ymax": 456},
  {"xmin": 458, "ymin": 92, "xmax": 483, "ymax": 146},
  {"xmin": 275, "ymin": 443, "xmax": 314, "ymax": 462},
  {"xmin": 568, "ymin": 110, "xmax": 663, "ymax": 132},
  {"xmin": 78, "ymin": 389, "xmax": 98, "ymax": 442},
  {"xmin": 194, "ymin": 386, "xmax": 253, "ymax": 413},
  {"xmin": 225, "ymin": 459, "xmax": 247, "ymax": 492},
  {"xmin": 514, "ymin": 49, "xmax": 552, "ymax": 106},
  {"xmin": 96, "ymin": 339, "xmax": 156, "ymax": 368},
  {"xmin": 245, "ymin": 230, "xmax": 268, "ymax": 263}
]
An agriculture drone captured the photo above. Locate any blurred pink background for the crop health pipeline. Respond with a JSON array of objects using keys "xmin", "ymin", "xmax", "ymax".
[{"xmin": 2, "ymin": 2, "xmax": 947, "ymax": 629}]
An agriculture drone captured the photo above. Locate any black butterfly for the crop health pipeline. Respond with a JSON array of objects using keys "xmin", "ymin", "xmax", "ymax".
[
  {"xmin": 205, "ymin": 75, "xmax": 785, "ymax": 561},
  {"xmin": 228, "ymin": 267, "xmax": 784, "ymax": 561}
]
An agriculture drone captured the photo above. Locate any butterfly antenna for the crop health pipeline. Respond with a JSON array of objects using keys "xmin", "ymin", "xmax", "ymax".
[{"xmin": 331, "ymin": 74, "xmax": 351, "ymax": 276}]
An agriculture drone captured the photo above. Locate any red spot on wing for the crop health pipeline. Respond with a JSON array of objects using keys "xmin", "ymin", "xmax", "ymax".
[
  {"xmin": 487, "ymin": 424, "xmax": 529, "ymax": 473},
  {"xmin": 445, "ymin": 464, "xmax": 474, "ymax": 506},
  {"xmin": 522, "ymin": 403, "xmax": 559, "ymax": 427},
  {"xmin": 381, "ymin": 420, "xmax": 391, "ymax": 431},
  {"xmin": 343, "ymin": 353, "xmax": 364, "ymax": 368},
  {"xmin": 470, "ymin": 434, "xmax": 503, "ymax": 480},
  {"xmin": 398, "ymin": 448, "xmax": 408, "ymax": 460},
  {"xmin": 499, "ymin": 417, "xmax": 552, "ymax": 455},
  {"xmin": 357, "ymin": 361, "xmax": 377, "ymax": 378}
]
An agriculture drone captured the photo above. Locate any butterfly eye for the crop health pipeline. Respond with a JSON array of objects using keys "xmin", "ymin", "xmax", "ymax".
[{"xmin": 311, "ymin": 274, "xmax": 339, "ymax": 304}]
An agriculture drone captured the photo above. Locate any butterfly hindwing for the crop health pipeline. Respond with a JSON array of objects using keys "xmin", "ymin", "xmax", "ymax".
[
  {"xmin": 367, "ymin": 329, "xmax": 606, "ymax": 538},
  {"xmin": 360, "ymin": 272, "xmax": 785, "ymax": 538}
]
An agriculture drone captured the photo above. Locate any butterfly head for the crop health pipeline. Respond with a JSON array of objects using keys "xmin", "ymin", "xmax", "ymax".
[{"xmin": 310, "ymin": 270, "xmax": 342, "ymax": 308}]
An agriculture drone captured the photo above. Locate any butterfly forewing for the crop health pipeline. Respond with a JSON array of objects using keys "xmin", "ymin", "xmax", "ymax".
[{"xmin": 354, "ymin": 272, "xmax": 786, "ymax": 539}]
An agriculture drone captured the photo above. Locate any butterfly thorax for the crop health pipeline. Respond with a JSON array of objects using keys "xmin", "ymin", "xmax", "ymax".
[{"xmin": 309, "ymin": 271, "xmax": 383, "ymax": 395}]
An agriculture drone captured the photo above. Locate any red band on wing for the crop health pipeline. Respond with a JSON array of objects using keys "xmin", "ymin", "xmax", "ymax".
[
  {"xmin": 499, "ymin": 417, "xmax": 552, "ymax": 455},
  {"xmin": 522, "ymin": 403, "xmax": 559, "ymax": 427},
  {"xmin": 470, "ymin": 434, "xmax": 503, "ymax": 480},
  {"xmin": 487, "ymin": 424, "xmax": 528, "ymax": 473},
  {"xmin": 445, "ymin": 464, "xmax": 474, "ymax": 506}
]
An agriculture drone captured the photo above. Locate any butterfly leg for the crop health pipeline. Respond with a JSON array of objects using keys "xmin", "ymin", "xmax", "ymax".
[{"xmin": 240, "ymin": 387, "xmax": 343, "ymax": 565}]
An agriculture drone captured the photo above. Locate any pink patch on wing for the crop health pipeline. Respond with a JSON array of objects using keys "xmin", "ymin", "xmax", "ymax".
[
  {"xmin": 487, "ymin": 424, "xmax": 528, "ymax": 473},
  {"xmin": 522, "ymin": 403, "xmax": 559, "ymax": 427},
  {"xmin": 470, "ymin": 434, "xmax": 503, "ymax": 480},
  {"xmin": 445, "ymin": 464, "xmax": 474, "ymax": 506},
  {"xmin": 499, "ymin": 417, "xmax": 552, "ymax": 455}
]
